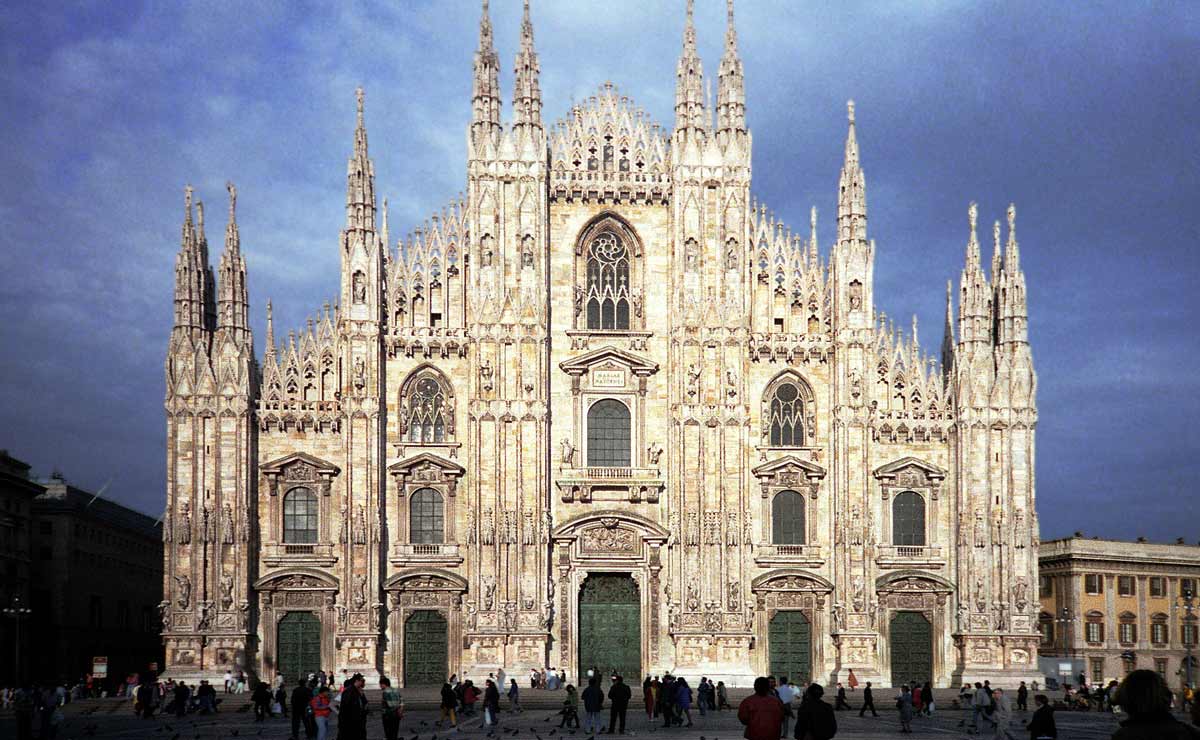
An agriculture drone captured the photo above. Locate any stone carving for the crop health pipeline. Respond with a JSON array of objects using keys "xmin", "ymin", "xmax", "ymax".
[
  {"xmin": 703, "ymin": 511, "xmax": 721, "ymax": 544},
  {"xmin": 284, "ymin": 461, "xmax": 316, "ymax": 481},
  {"xmin": 465, "ymin": 508, "xmax": 477, "ymax": 544},
  {"xmin": 993, "ymin": 509, "xmax": 1006, "ymax": 544},
  {"xmin": 352, "ymin": 505, "xmax": 367, "ymax": 545},
  {"xmin": 573, "ymin": 286, "xmax": 584, "ymax": 317},
  {"xmin": 727, "ymin": 580, "xmax": 740, "ymax": 611},
  {"xmin": 851, "ymin": 576, "xmax": 866, "ymax": 611},
  {"xmin": 686, "ymin": 583, "xmax": 700, "ymax": 612},
  {"xmin": 352, "ymin": 271, "xmax": 366, "ymax": 303},
  {"xmin": 685, "ymin": 512, "xmax": 699, "ymax": 546},
  {"xmin": 502, "ymin": 601, "xmax": 517, "ymax": 631},
  {"xmin": 353, "ymin": 574, "xmax": 368, "ymax": 609},
  {"xmin": 581, "ymin": 524, "xmax": 636, "ymax": 552},
  {"xmin": 958, "ymin": 511, "xmax": 971, "ymax": 545},
  {"xmin": 479, "ymin": 358, "xmax": 493, "ymax": 392},
  {"xmin": 542, "ymin": 510, "xmax": 552, "ymax": 544},
  {"xmin": 957, "ymin": 601, "xmax": 970, "ymax": 632},
  {"xmin": 647, "ymin": 441, "xmax": 663, "ymax": 465},
  {"xmin": 175, "ymin": 575, "xmax": 191, "ymax": 609},
  {"xmin": 974, "ymin": 509, "xmax": 986, "ymax": 547},
  {"xmin": 1013, "ymin": 509, "xmax": 1026, "ymax": 549},
  {"xmin": 177, "ymin": 502, "xmax": 191, "ymax": 544},
  {"xmin": 221, "ymin": 503, "xmax": 235, "ymax": 544},
  {"xmin": 705, "ymin": 608, "xmax": 722, "ymax": 632},
  {"xmin": 559, "ymin": 438, "xmax": 574, "ymax": 465},
  {"xmin": 725, "ymin": 365, "xmax": 738, "ymax": 399},
  {"xmin": 631, "ymin": 288, "xmax": 643, "ymax": 318},
  {"xmin": 196, "ymin": 601, "xmax": 213, "ymax": 632},
  {"xmin": 832, "ymin": 601, "xmax": 847, "ymax": 632},
  {"xmin": 995, "ymin": 602, "xmax": 1008, "ymax": 632},
  {"xmin": 219, "ymin": 573, "xmax": 234, "ymax": 609},
  {"xmin": 481, "ymin": 576, "xmax": 496, "ymax": 610},
  {"xmin": 481, "ymin": 508, "xmax": 495, "ymax": 545},
  {"xmin": 502, "ymin": 511, "xmax": 517, "ymax": 544},
  {"xmin": 353, "ymin": 357, "xmax": 366, "ymax": 391},
  {"xmin": 686, "ymin": 363, "xmax": 700, "ymax": 397},
  {"xmin": 522, "ymin": 511, "xmax": 536, "ymax": 545},
  {"xmin": 1013, "ymin": 577, "xmax": 1029, "ymax": 612},
  {"xmin": 850, "ymin": 505, "xmax": 863, "ymax": 546},
  {"xmin": 974, "ymin": 576, "xmax": 987, "ymax": 612},
  {"xmin": 744, "ymin": 513, "xmax": 754, "ymax": 546},
  {"xmin": 200, "ymin": 504, "xmax": 214, "ymax": 543}
]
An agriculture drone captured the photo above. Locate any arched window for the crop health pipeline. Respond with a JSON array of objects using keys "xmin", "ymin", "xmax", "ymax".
[
  {"xmin": 283, "ymin": 487, "xmax": 318, "ymax": 544},
  {"xmin": 585, "ymin": 232, "xmax": 631, "ymax": 330},
  {"xmin": 403, "ymin": 371, "xmax": 452, "ymax": 444},
  {"xmin": 1085, "ymin": 611, "xmax": 1105, "ymax": 644},
  {"xmin": 409, "ymin": 488, "xmax": 444, "ymax": 544},
  {"xmin": 586, "ymin": 399, "xmax": 631, "ymax": 467},
  {"xmin": 771, "ymin": 490, "xmax": 806, "ymax": 545},
  {"xmin": 1118, "ymin": 612, "xmax": 1137, "ymax": 644},
  {"xmin": 892, "ymin": 491, "xmax": 926, "ymax": 546},
  {"xmin": 768, "ymin": 382, "xmax": 805, "ymax": 446}
]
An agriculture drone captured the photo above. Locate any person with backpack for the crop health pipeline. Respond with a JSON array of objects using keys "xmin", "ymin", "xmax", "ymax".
[{"xmin": 793, "ymin": 683, "xmax": 837, "ymax": 740}]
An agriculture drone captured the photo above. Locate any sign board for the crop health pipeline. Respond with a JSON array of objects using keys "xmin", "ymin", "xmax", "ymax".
[
  {"xmin": 93, "ymin": 657, "xmax": 108, "ymax": 677},
  {"xmin": 1058, "ymin": 663, "xmax": 1073, "ymax": 673},
  {"xmin": 592, "ymin": 369, "xmax": 626, "ymax": 388}
]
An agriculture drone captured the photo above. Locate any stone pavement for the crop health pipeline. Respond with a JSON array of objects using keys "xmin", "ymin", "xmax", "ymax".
[{"xmin": 4, "ymin": 687, "xmax": 1159, "ymax": 740}]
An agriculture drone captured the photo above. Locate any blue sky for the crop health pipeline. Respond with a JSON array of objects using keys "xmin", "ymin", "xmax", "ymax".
[{"xmin": 1, "ymin": 1, "xmax": 1197, "ymax": 542}]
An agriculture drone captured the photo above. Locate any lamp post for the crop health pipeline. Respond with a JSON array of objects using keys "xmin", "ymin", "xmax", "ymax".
[
  {"xmin": 1181, "ymin": 587, "xmax": 1195, "ymax": 690},
  {"xmin": 2, "ymin": 595, "xmax": 32, "ymax": 685}
]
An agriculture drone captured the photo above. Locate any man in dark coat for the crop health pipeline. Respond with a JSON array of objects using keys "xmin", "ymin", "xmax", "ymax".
[
  {"xmin": 337, "ymin": 674, "xmax": 369, "ymax": 740},
  {"xmin": 793, "ymin": 684, "xmax": 837, "ymax": 740},
  {"xmin": 289, "ymin": 678, "xmax": 312, "ymax": 740},
  {"xmin": 1111, "ymin": 670, "xmax": 1200, "ymax": 740},
  {"xmin": 581, "ymin": 677, "xmax": 605, "ymax": 734},
  {"xmin": 737, "ymin": 677, "xmax": 785, "ymax": 740},
  {"xmin": 606, "ymin": 675, "xmax": 632, "ymax": 734},
  {"xmin": 1025, "ymin": 694, "xmax": 1056, "ymax": 739},
  {"xmin": 858, "ymin": 681, "xmax": 878, "ymax": 717}
]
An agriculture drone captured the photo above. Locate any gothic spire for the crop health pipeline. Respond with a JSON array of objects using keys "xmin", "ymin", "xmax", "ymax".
[
  {"xmin": 941, "ymin": 279, "xmax": 955, "ymax": 379},
  {"xmin": 674, "ymin": 0, "xmax": 707, "ymax": 133},
  {"xmin": 716, "ymin": 0, "xmax": 745, "ymax": 134},
  {"xmin": 958, "ymin": 201, "xmax": 991, "ymax": 348},
  {"xmin": 1003, "ymin": 203, "xmax": 1028, "ymax": 346},
  {"xmin": 512, "ymin": 0, "xmax": 542, "ymax": 132},
  {"xmin": 264, "ymin": 300, "xmax": 276, "ymax": 359},
  {"xmin": 217, "ymin": 181, "xmax": 249, "ymax": 339},
  {"xmin": 836, "ymin": 101, "xmax": 867, "ymax": 244},
  {"xmin": 345, "ymin": 87, "xmax": 376, "ymax": 233},
  {"xmin": 472, "ymin": 0, "xmax": 502, "ymax": 142},
  {"xmin": 172, "ymin": 185, "xmax": 212, "ymax": 342}
]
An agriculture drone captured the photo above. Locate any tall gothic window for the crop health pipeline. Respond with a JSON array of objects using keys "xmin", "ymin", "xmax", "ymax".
[
  {"xmin": 409, "ymin": 488, "xmax": 444, "ymax": 544},
  {"xmin": 892, "ymin": 490, "xmax": 926, "ymax": 546},
  {"xmin": 585, "ymin": 232, "xmax": 631, "ymax": 330},
  {"xmin": 768, "ymin": 382, "xmax": 805, "ymax": 446},
  {"xmin": 404, "ymin": 371, "xmax": 451, "ymax": 444},
  {"xmin": 586, "ymin": 399, "xmax": 631, "ymax": 467},
  {"xmin": 771, "ymin": 490, "xmax": 806, "ymax": 545},
  {"xmin": 283, "ymin": 487, "xmax": 318, "ymax": 544}
]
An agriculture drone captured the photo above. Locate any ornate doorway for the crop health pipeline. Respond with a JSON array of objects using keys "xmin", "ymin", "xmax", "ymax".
[
  {"xmin": 578, "ymin": 574, "xmax": 641, "ymax": 681},
  {"xmin": 889, "ymin": 611, "xmax": 933, "ymax": 685},
  {"xmin": 276, "ymin": 612, "xmax": 322, "ymax": 684},
  {"xmin": 768, "ymin": 610, "xmax": 812, "ymax": 683},
  {"xmin": 404, "ymin": 610, "xmax": 448, "ymax": 686}
]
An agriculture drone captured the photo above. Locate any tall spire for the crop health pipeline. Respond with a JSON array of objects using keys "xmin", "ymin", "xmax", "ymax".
[
  {"xmin": 264, "ymin": 300, "xmax": 275, "ymax": 358},
  {"xmin": 941, "ymin": 279, "xmax": 955, "ymax": 379},
  {"xmin": 1002, "ymin": 203, "xmax": 1028, "ymax": 346},
  {"xmin": 172, "ymin": 185, "xmax": 212, "ymax": 341},
  {"xmin": 716, "ymin": 0, "xmax": 746, "ymax": 135},
  {"xmin": 991, "ymin": 219, "xmax": 1003, "ymax": 281},
  {"xmin": 512, "ymin": 0, "xmax": 542, "ymax": 133},
  {"xmin": 958, "ymin": 201, "xmax": 992, "ymax": 348},
  {"xmin": 674, "ymin": 0, "xmax": 707, "ymax": 133},
  {"xmin": 345, "ymin": 87, "xmax": 376, "ymax": 233},
  {"xmin": 217, "ymin": 181, "xmax": 249, "ymax": 338},
  {"xmin": 471, "ymin": 0, "xmax": 502, "ymax": 142},
  {"xmin": 836, "ymin": 101, "xmax": 867, "ymax": 244}
]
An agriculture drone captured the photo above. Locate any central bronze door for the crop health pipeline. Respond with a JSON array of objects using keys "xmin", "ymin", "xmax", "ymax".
[
  {"xmin": 578, "ymin": 574, "xmax": 641, "ymax": 681},
  {"xmin": 889, "ymin": 611, "xmax": 933, "ymax": 686},
  {"xmin": 404, "ymin": 610, "xmax": 448, "ymax": 686},
  {"xmin": 768, "ymin": 610, "xmax": 812, "ymax": 684},
  {"xmin": 276, "ymin": 611, "xmax": 322, "ymax": 684}
]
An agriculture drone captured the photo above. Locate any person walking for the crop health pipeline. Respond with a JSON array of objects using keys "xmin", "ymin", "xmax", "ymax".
[
  {"xmin": 380, "ymin": 676, "xmax": 402, "ymax": 740},
  {"xmin": 173, "ymin": 681, "xmax": 190, "ymax": 718},
  {"xmin": 676, "ymin": 677, "xmax": 694, "ymax": 727},
  {"xmin": 643, "ymin": 676, "xmax": 655, "ymax": 721},
  {"xmin": 991, "ymin": 688, "xmax": 1014, "ymax": 740},
  {"xmin": 738, "ymin": 676, "xmax": 786, "ymax": 740},
  {"xmin": 482, "ymin": 679, "xmax": 501, "ymax": 736},
  {"xmin": 912, "ymin": 682, "xmax": 923, "ymax": 716},
  {"xmin": 309, "ymin": 686, "xmax": 332, "ymax": 740},
  {"xmin": 1111, "ymin": 670, "xmax": 1200, "ymax": 739},
  {"xmin": 847, "ymin": 669, "xmax": 859, "ymax": 692},
  {"xmin": 582, "ymin": 677, "xmax": 605, "ymax": 734},
  {"xmin": 834, "ymin": 683, "xmax": 852, "ymax": 711},
  {"xmin": 896, "ymin": 684, "xmax": 915, "ymax": 734},
  {"xmin": 659, "ymin": 675, "xmax": 676, "ymax": 727},
  {"xmin": 1017, "ymin": 681, "xmax": 1029, "ymax": 712},
  {"xmin": 1025, "ymin": 694, "xmax": 1056, "ymax": 740},
  {"xmin": 224, "ymin": 670, "xmax": 233, "ymax": 694},
  {"xmin": 858, "ymin": 681, "xmax": 878, "ymax": 717},
  {"xmin": 973, "ymin": 681, "xmax": 992, "ymax": 735},
  {"xmin": 289, "ymin": 678, "xmax": 312, "ymax": 740},
  {"xmin": 507, "ymin": 679, "xmax": 522, "ymax": 713},
  {"xmin": 793, "ymin": 683, "xmax": 837, "ymax": 740},
  {"xmin": 718, "ymin": 680, "xmax": 731, "ymax": 710},
  {"xmin": 252, "ymin": 681, "xmax": 272, "ymax": 722},
  {"xmin": 337, "ymin": 674, "xmax": 368, "ymax": 740},
  {"xmin": 776, "ymin": 677, "xmax": 797, "ymax": 737},
  {"xmin": 560, "ymin": 684, "xmax": 580, "ymax": 729},
  {"xmin": 607, "ymin": 674, "xmax": 631, "ymax": 734},
  {"xmin": 438, "ymin": 682, "xmax": 459, "ymax": 729},
  {"xmin": 923, "ymin": 681, "xmax": 935, "ymax": 716}
]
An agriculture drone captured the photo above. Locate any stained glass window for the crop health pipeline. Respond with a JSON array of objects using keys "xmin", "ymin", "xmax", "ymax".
[
  {"xmin": 585, "ymin": 233, "xmax": 631, "ymax": 330},
  {"xmin": 406, "ymin": 375, "xmax": 449, "ymax": 443},
  {"xmin": 768, "ymin": 382, "xmax": 805, "ymax": 447}
]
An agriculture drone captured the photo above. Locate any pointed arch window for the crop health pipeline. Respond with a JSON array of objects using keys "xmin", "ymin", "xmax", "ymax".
[
  {"xmin": 892, "ymin": 490, "xmax": 926, "ymax": 546},
  {"xmin": 283, "ymin": 487, "xmax": 318, "ymax": 544},
  {"xmin": 409, "ymin": 487, "xmax": 445, "ymax": 544},
  {"xmin": 768, "ymin": 383, "xmax": 805, "ymax": 446},
  {"xmin": 402, "ymin": 370, "xmax": 454, "ymax": 444},
  {"xmin": 771, "ymin": 490, "xmax": 806, "ymax": 545},
  {"xmin": 585, "ymin": 232, "xmax": 631, "ymax": 330}
]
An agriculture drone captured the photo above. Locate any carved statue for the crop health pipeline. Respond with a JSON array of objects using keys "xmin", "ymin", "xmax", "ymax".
[
  {"xmin": 175, "ymin": 575, "xmax": 191, "ymax": 609},
  {"xmin": 684, "ymin": 239, "xmax": 698, "ymax": 271},
  {"xmin": 974, "ymin": 575, "xmax": 987, "ymax": 612},
  {"xmin": 727, "ymin": 580, "xmax": 740, "ymax": 611},
  {"xmin": 196, "ymin": 601, "xmax": 213, "ymax": 632},
  {"xmin": 647, "ymin": 442, "xmax": 664, "ymax": 466},
  {"xmin": 726, "ymin": 242, "xmax": 739, "ymax": 271},
  {"xmin": 481, "ymin": 576, "xmax": 496, "ymax": 610},
  {"xmin": 573, "ymin": 286, "xmax": 584, "ymax": 318},
  {"xmin": 479, "ymin": 359, "xmax": 493, "ymax": 392},
  {"xmin": 957, "ymin": 601, "xmax": 970, "ymax": 632},
  {"xmin": 832, "ymin": 601, "xmax": 847, "ymax": 632},
  {"xmin": 542, "ymin": 510, "xmax": 552, "ymax": 545},
  {"xmin": 177, "ymin": 502, "xmax": 192, "ymax": 545},
  {"xmin": 850, "ymin": 505, "xmax": 863, "ymax": 546},
  {"xmin": 339, "ymin": 503, "xmax": 349, "ymax": 545},
  {"xmin": 631, "ymin": 288, "xmax": 643, "ymax": 318},
  {"xmin": 725, "ymin": 365, "xmax": 738, "ymax": 398},
  {"xmin": 465, "ymin": 508, "xmax": 477, "ymax": 544},
  {"xmin": 851, "ymin": 576, "xmax": 865, "ymax": 612},
  {"xmin": 686, "ymin": 363, "xmax": 700, "ymax": 396},
  {"xmin": 686, "ymin": 584, "xmax": 700, "ymax": 612},
  {"xmin": 219, "ymin": 573, "xmax": 234, "ymax": 609},
  {"xmin": 353, "ymin": 357, "xmax": 366, "ymax": 391},
  {"xmin": 995, "ymin": 603, "xmax": 1008, "ymax": 632},
  {"xmin": 1013, "ymin": 577, "xmax": 1029, "ymax": 612},
  {"xmin": 353, "ymin": 505, "xmax": 367, "ymax": 545},
  {"xmin": 1013, "ymin": 509, "xmax": 1027, "ymax": 549},
  {"xmin": 973, "ymin": 509, "xmax": 986, "ymax": 547},
  {"xmin": 559, "ymin": 438, "xmax": 575, "ymax": 465},
  {"xmin": 466, "ymin": 602, "xmax": 479, "ymax": 630},
  {"xmin": 353, "ymin": 574, "xmax": 368, "ymax": 609},
  {"xmin": 201, "ymin": 504, "xmax": 215, "ymax": 543},
  {"xmin": 502, "ymin": 601, "xmax": 517, "ymax": 631},
  {"xmin": 221, "ymin": 503, "xmax": 235, "ymax": 545},
  {"xmin": 352, "ymin": 272, "xmax": 366, "ymax": 303}
]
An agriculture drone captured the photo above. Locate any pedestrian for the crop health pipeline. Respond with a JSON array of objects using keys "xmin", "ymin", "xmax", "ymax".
[
  {"xmin": 438, "ymin": 682, "xmax": 458, "ymax": 729},
  {"xmin": 718, "ymin": 680, "xmax": 731, "ymax": 710},
  {"xmin": 834, "ymin": 682, "xmax": 852, "ymax": 711},
  {"xmin": 560, "ymin": 684, "xmax": 580, "ymax": 729},
  {"xmin": 275, "ymin": 684, "xmax": 289, "ymax": 717},
  {"xmin": 991, "ymin": 688, "xmax": 1014, "ymax": 740},
  {"xmin": 482, "ymin": 679, "xmax": 501, "ymax": 736},
  {"xmin": 643, "ymin": 676, "xmax": 655, "ymax": 721},
  {"xmin": 1017, "ymin": 681, "xmax": 1028, "ymax": 712},
  {"xmin": 659, "ymin": 675, "xmax": 675, "ymax": 727},
  {"xmin": 380, "ymin": 676, "xmax": 402, "ymax": 740},
  {"xmin": 582, "ymin": 677, "xmax": 605, "ymax": 733},
  {"xmin": 896, "ymin": 684, "xmax": 914, "ymax": 734},
  {"xmin": 847, "ymin": 669, "xmax": 858, "ymax": 692},
  {"xmin": 173, "ymin": 680, "xmax": 190, "ymax": 718},
  {"xmin": 250, "ymin": 680, "xmax": 271, "ymax": 722},
  {"xmin": 793, "ymin": 683, "xmax": 837, "ymax": 740},
  {"xmin": 858, "ymin": 681, "xmax": 878, "ymax": 717},
  {"xmin": 337, "ymin": 674, "xmax": 368, "ymax": 740},
  {"xmin": 1025, "ymin": 694, "xmax": 1056, "ymax": 740},
  {"xmin": 973, "ymin": 681, "xmax": 992, "ymax": 734},
  {"xmin": 738, "ymin": 676, "xmax": 786, "ymax": 740},
  {"xmin": 224, "ymin": 670, "xmax": 233, "ymax": 694},
  {"xmin": 309, "ymin": 686, "xmax": 332, "ymax": 740},
  {"xmin": 1111, "ymin": 669, "xmax": 1200, "ymax": 740},
  {"xmin": 290, "ymin": 678, "xmax": 312, "ymax": 740},
  {"xmin": 697, "ymin": 677, "xmax": 710, "ymax": 716},
  {"xmin": 607, "ymin": 674, "xmax": 631, "ymax": 734},
  {"xmin": 923, "ymin": 681, "xmax": 935, "ymax": 716},
  {"xmin": 462, "ymin": 680, "xmax": 480, "ymax": 717},
  {"xmin": 776, "ymin": 676, "xmax": 797, "ymax": 737},
  {"xmin": 676, "ymin": 677, "xmax": 694, "ymax": 727},
  {"xmin": 912, "ymin": 682, "xmax": 923, "ymax": 715},
  {"xmin": 508, "ymin": 678, "xmax": 522, "ymax": 713},
  {"xmin": 531, "ymin": 669, "xmax": 540, "ymax": 690}
]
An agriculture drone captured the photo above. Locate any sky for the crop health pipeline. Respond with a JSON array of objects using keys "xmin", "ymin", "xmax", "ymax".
[{"xmin": 1, "ymin": 1, "xmax": 1197, "ymax": 543}]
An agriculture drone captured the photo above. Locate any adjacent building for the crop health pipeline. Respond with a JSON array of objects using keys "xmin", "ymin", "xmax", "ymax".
[
  {"xmin": 0, "ymin": 451, "xmax": 43, "ymax": 685},
  {"xmin": 31, "ymin": 475, "xmax": 164, "ymax": 684},
  {"xmin": 161, "ymin": 2, "xmax": 1041, "ymax": 687},
  {"xmin": 1038, "ymin": 535, "xmax": 1200, "ymax": 688}
]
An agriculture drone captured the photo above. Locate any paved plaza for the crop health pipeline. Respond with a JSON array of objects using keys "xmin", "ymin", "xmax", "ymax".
[{"xmin": 4, "ymin": 687, "xmax": 1161, "ymax": 740}]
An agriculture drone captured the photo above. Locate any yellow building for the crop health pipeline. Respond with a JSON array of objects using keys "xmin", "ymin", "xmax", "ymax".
[{"xmin": 1038, "ymin": 535, "xmax": 1200, "ymax": 688}]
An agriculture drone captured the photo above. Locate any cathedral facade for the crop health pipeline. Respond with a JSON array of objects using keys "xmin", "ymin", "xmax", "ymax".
[{"xmin": 161, "ymin": 1, "xmax": 1041, "ymax": 688}]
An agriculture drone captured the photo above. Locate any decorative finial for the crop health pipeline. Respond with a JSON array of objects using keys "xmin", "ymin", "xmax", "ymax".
[
  {"xmin": 184, "ymin": 184, "xmax": 194, "ymax": 215},
  {"xmin": 196, "ymin": 200, "xmax": 205, "ymax": 235},
  {"xmin": 810, "ymin": 206, "xmax": 817, "ymax": 232},
  {"xmin": 968, "ymin": 201, "xmax": 978, "ymax": 234},
  {"xmin": 355, "ymin": 87, "xmax": 365, "ymax": 125},
  {"xmin": 993, "ymin": 220, "xmax": 1001, "ymax": 252},
  {"xmin": 912, "ymin": 315, "xmax": 919, "ymax": 346},
  {"xmin": 1007, "ymin": 203, "xmax": 1016, "ymax": 241},
  {"xmin": 847, "ymin": 100, "xmax": 855, "ymax": 124},
  {"xmin": 226, "ymin": 181, "xmax": 237, "ymax": 220},
  {"xmin": 727, "ymin": 0, "xmax": 735, "ymax": 24}
]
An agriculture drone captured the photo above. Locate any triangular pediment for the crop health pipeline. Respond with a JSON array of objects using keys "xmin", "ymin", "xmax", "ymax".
[
  {"xmin": 873, "ymin": 456, "xmax": 947, "ymax": 482},
  {"xmin": 559, "ymin": 345, "xmax": 659, "ymax": 377},
  {"xmin": 387, "ymin": 451, "xmax": 465, "ymax": 478},
  {"xmin": 260, "ymin": 451, "xmax": 340, "ymax": 477},
  {"xmin": 751, "ymin": 455, "xmax": 827, "ymax": 481}
]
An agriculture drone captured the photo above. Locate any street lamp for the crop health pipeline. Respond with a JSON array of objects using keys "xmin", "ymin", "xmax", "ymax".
[
  {"xmin": 1180, "ymin": 587, "xmax": 1195, "ymax": 690},
  {"xmin": 2, "ymin": 595, "xmax": 32, "ymax": 685}
]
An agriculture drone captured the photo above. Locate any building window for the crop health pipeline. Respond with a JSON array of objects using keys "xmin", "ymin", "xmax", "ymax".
[
  {"xmin": 1155, "ymin": 658, "xmax": 1168, "ymax": 679},
  {"xmin": 1118, "ymin": 576, "xmax": 1135, "ymax": 596},
  {"xmin": 767, "ymin": 383, "xmax": 805, "ymax": 446},
  {"xmin": 282, "ymin": 487, "xmax": 318, "ymax": 544},
  {"xmin": 1122, "ymin": 655, "xmax": 1136, "ymax": 675},
  {"xmin": 403, "ymin": 371, "xmax": 452, "ymax": 444},
  {"xmin": 585, "ymin": 232, "xmax": 631, "ymax": 330},
  {"xmin": 1085, "ymin": 612, "xmax": 1104, "ymax": 644},
  {"xmin": 409, "ymin": 488, "xmax": 445, "ymax": 545},
  {"xmin": 1183, "ymin": 622, "xmax": 1198, "ymax": 647},
  {"xmin": 1039, "ymin": 613, "xmax": 1054, "ymax": 646},
  {"xmin": 1181, "ymin": 578, "xmax": 1197, "ymax": 597},
  {"xmin": 1090, "ymin": 657, "xmax": 1105, "ymax": 684},
  {"xmin": 586, "ymin": 399, "xmax": 631, "ymax": 467},
  {"xmin": 1150, "ymin": 577, "xmax": 1165, "ymax": 598},
  {"xmin": 1085, "ymin": 574, "xmax": 1104, "ymax": 595},
  {"xmin": 1151, "ymin": 617, "xmax": 1168, "ymax": 645},
  {"xmin": 892, "ymin": 491, "xmax": 926, "ymax": 547},
  {"xmin": 1039, "ymin": 575, "xmax": 1053, "ymax": 598},
  {"xmin": 1118, "ymin": 615, "xmax": 1136, "ymax": 645},
  {"xmin": 771, "ymin": 490, "xmax": 806, "ymax": 545}
]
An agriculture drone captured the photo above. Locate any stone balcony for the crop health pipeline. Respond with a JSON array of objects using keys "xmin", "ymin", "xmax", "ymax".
[
  {"xmin": 752, "ymin": 543, "xmax": 825, "ymax": 568},
  {"xmin": 390, "ymin": 542, "xmax": 464, "ymax": 567},
  {"xmin": 262, "ymin": 542, "xmax": 338, "ymax": 568},
  {"xmin": 876, "ymin": 544, "xmax": 946, "ymax": 569},
  {"xmin": 556, "ymin": 466, "xmax": 664, "ymax": 503}
]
